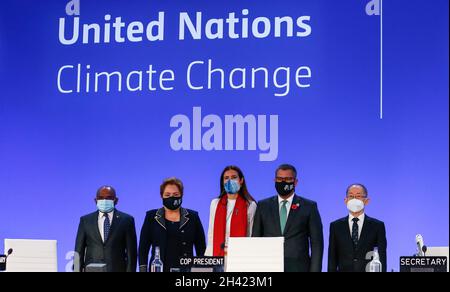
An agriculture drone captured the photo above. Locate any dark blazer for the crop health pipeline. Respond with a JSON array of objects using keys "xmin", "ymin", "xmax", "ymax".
[
  {"xmin": 252, "ymin": 195, "xmax": 324, "ymax": 272},
  {"xmin": 328, "ymin": 215, "xmax": 387, "ymax": 272},
  {"xmin": 138, "ymin": 208, "xmax": 206, "ymax": 272},
  {"xmin": 74, "ymin": 210, "xmax": 137, "ymax": 272}
]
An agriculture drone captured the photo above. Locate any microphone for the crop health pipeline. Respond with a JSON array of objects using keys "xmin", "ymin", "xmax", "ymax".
[
  {"xmin": 416, "ymin": 234, "xmax": 426, "ymax": 256},
  {"xmin": 6, "ymin": 249, "xmax": 13, "ymax": 258}
]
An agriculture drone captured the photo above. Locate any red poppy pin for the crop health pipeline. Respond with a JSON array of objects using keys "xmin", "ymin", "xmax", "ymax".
[{"xmin": 291, "ymin": 203, "xmax": 300, "ymax": 210}]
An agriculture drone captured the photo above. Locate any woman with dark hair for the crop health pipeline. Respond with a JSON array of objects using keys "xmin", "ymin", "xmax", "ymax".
[
  {"xmin": 205, "ymin": 166, "xmax": 257, "ymax": 256},
  {"xmin": 139, "ymin": 177, "xmax": 206, "ymax": 272}
]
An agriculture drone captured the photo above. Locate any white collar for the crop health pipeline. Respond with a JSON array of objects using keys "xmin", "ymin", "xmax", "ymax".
[
  {"xmin": 349, "ymin": 213, "xmax": 365, "ymax": 222},
  {"xmin": 278, "ymin": 193, "xmax": 295, "ymax": 205},
  {"xmin": 98, "ymin": 210, "xmax": 114, "ymax": 219}
]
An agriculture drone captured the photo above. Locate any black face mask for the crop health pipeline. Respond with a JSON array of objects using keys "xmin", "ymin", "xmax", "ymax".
[
  {"xmin": 163, "ymin": 196, "xmax": 183, "ymax": 210},
  {"xmin": 275, "ymin": 182, "xmax": 295, "ymax": 197}
]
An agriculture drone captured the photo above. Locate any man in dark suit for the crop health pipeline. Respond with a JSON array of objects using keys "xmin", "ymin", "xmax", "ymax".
[
  {"xmin": 74, "ymin": 186, "xmax": 137, "ymax": 272},
  {"xmin": 252, "ymin": 164, "xmax": 324, "ymax": 272},
  {"xmin": 328, "ymin": 184, "xmax": 387, "ymax": 272}
]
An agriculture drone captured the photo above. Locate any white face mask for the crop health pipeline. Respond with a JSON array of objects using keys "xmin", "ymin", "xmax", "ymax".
[{"xmin": 346, "ymin": 199, "xmax": 365, "ymax": 213}]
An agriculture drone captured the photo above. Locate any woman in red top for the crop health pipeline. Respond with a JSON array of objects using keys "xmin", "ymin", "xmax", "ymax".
[{"xmin": 205, "ymin": 166, "xmax": 257, "ymax": 256}]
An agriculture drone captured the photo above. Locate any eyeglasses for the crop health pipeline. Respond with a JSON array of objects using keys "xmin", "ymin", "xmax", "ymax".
[
  {"xmin": 347, "ymin": 195, "xmax": 367, "ymax": 200},
  {"xmin": 275, "ymin": 177, "xmax": 296, "ymax": 183},
  {"xmin": 163, "ymin": 193, "xmax": 181, "ymax": 198}
]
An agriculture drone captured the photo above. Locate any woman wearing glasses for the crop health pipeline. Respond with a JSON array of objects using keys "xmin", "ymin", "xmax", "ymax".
[{"xmin": 205, "ymin": 166, "xmax": 257, "ymax": 257}]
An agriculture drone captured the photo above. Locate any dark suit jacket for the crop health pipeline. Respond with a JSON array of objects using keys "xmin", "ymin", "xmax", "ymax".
[
  {"xmin": 328, "ymin": 215, "xmax": 387, "ymax": 272},
  {"xmin": 252, "ymin": 195, "xmax": 324, "ymax": 272},
  {"xmin": 74, "ymin": 210, "xmax": 137, "ymax": 272},
  {"xmin": 138, "ymin": 208, "xmax": 206, "ymax": 272}
]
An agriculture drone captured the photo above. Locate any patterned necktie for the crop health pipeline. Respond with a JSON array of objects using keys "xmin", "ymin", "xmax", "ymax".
[
  {"xmin": 280, "ymin": 200, "xmax": 288, "ymax": 234},
  {"xmin": 351, "ymin": 218, "xmax": 359, "ymax": 247},
  {"xmin": 104, "ymin": 213, "xmax": 111, "ymax": 242}
]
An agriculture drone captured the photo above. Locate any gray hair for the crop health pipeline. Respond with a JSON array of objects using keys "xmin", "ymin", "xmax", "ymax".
[{"xmin": 346, "ymin": 184, "xmax": 368, "ymax": 197}]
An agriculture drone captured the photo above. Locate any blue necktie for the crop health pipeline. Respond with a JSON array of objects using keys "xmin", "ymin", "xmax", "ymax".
[
  {"xmin": 104, "ymin": 213, "xmax": 111, "ymax": 242},
  {"xmin": 351, "ymin": 218, "xmax": 359, "ymax": 247}
]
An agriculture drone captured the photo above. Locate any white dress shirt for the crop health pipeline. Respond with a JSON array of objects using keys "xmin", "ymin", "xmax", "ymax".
[
  {"xmin": 278, "ymin": 193, "xmax": 295, "ymax": 218},
  {"xmin": 348, "ymin": 213, "xmax": 365, "ymax": 240},
  {"xmin": 98, "ymin": 211, "xmax": 114, "ymax": 242},
  {"xmin": 205, "ymin": 198, "xmax": 257, "ymax": 256}
]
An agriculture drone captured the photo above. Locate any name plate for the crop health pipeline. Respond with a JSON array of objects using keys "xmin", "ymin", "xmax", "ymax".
[
  {"xmin": 400, "ymin": 256, "xmax": 448, "ymax": 272},
  {"xmin": 179, "ymin": 257, "xmax": 224, "ymax": 272},
  {"xmin": 0, "ymin": 255, "xmax": 6, "ymax": 271}
]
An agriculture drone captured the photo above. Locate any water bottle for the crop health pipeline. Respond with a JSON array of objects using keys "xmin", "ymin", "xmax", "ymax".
[
  {"xmin": 151, "ymin": 247, "xmax": 164, "ymax": 272},
  {"xmin": 368, "ymin": 247, "xmax": 382, "ymax": 272}
]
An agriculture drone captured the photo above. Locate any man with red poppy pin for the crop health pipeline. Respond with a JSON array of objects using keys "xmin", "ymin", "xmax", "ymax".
[{"xmin": 252, "ymin": 164, "xmax": 324, "ymax": 272}]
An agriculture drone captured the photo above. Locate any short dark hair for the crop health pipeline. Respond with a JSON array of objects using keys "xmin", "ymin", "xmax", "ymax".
[
  {"xmin": 275, "ymin": 164, "xmax": 298, "ymax": 178},
  {"xmin": 160, "ymin": 177, "xmax": 184, "ymax": 197},
  {"xmin": 96, "ymin": 186, "xmax": 117, "ymax": 198},
  {"xmin": 346, "ymin": 184, "xmax": 368, "ymax": 197}
]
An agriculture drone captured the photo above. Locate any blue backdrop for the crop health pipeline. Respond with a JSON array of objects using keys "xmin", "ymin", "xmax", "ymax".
[{"xmin": 0, "ymin": 0, "xmax": 448, "ymax": 272}]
